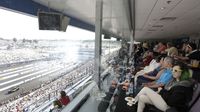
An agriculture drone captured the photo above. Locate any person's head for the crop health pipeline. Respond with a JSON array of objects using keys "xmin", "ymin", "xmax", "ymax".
[
  {"xmin": 167, "ymin": 42, "xmax": 173, "ymax": 48},
  {"xmin": 186, "ymin": 43, "xmax": 197, "ymax": 53},
  {"xmin": 142, "ymin": 43, "xmax": 149, "ymax": 49},
  {"xmin": 111, "ymin": 80, "xmax": 117, "ymax": 88},
  {"xmin": 60, "ymin": 91, "xmax": 66, "ymax": 98},
  {"xmin": 158, "ymin": 42, "xmax": 164, "ymax": 47},
  {"xmin": 158, "ymin": 57, "xmax": 165, "ymax": 67},
  {"xmin": 155, "ymin": 55, "xmax": 162, "ymax": 63},
  {"xmin": 172, "ymin": 66, "xmax": 182, "ymax": 80},
  {"xmin": 148, "ymin": 50, "xmax": 154, "ymax": 56},
  {"xmin": 182, "ymin": 42, "xmax": 187, "ymax": 48},
  {"xmin": 172, "ymin": 65, "xmax": 191, "ymax": 81},
  {"xmin": 53, "ymin": 100, "xmax": 62, "ymax": 108},
  {"xmin": 163, "ymin": 57, "xmax": 174, "ymax": 68}
]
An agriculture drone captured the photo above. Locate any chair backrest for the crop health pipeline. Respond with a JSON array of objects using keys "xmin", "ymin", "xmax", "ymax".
[
  {"xmin": 189, "ymin": 98, "xmax": 200, "ymax": 112},
  {"xmin": 189, "ymin": 83, "xmax": 200, "ymax": 112}
]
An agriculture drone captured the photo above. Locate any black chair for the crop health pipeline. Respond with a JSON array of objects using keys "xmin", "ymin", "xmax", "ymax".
[{"xmin": 144, "ymin": 81, "xmax": 200, "ymax": 112}]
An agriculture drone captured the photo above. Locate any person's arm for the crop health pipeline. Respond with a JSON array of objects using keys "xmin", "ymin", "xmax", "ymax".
[
  {"xmin": 157, "ymin": 87, "xmax": 163, "ymax": 93},
  {"xmin": 147, "ymin": 83, "xmax": 164, "ymax": 89},
  {"xmin": 143, "ymin": 69, "xmax": 164, "ymax": 80},
  {"xmin": 174, "ymin": 55, "xmax": 189, "ymax": 61},
  {"xmin": 142, "ymin": 81, "xmax": 156, "ymax": 86}
]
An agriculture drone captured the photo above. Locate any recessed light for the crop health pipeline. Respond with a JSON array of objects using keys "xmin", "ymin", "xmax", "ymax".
[
  {"xmin": 161, "ymin": 7, "xmax": 166, "ymax": 10},
  {"xmin": 152, "ymin": 25, "xmax": 163, "ymax": 28},
  {"xmin": 160, "ymin": 17, "xmax": 177, "ymax": 21},
  {"xmin": 148, "ymin": 29, "xmax": 156, "ymax": 31}
]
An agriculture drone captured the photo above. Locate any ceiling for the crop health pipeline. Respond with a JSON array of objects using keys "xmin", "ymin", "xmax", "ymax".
[
  {"xmin": 1, "ymin": 0, "xmax": 200, "ymax": 41},
  {"xmin": 135, "ymin": 0, "xmax": 200, "ymax": 41}
]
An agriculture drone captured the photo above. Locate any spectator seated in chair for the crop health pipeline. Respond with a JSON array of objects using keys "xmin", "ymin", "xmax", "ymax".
[
  {"xmin": 141, "ymin": 57, "xmax": 174, "ymax": 90},
  {"xmin": 133, "ymin": 65, "xmax": 194, "ymax": 112},
  {"xmin": 59, "ymin": 91, "xmax": 70, "ymax": 106}
]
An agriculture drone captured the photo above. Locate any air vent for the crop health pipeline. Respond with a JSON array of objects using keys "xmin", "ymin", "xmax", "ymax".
[
  {"xmin": 160, "ymin": 17, "xmax": 177, "ymax": 21},
  {"xmin": 152, "ymin": 25, "xmax": 163, "ymax": 28},
  {"xmin": 148, "ymin": 29, "xmax": 156, "ymax": 31}
]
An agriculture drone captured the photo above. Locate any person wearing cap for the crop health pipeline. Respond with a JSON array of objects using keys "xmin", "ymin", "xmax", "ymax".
[{"xmin": 134, "ymin": 65, "xmax": 193, "ymax": 112}]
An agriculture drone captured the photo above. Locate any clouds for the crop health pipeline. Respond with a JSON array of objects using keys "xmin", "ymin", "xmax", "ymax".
[{"xmin": 0, "ymin": 8, "xmax": 94, "ymax": 40}]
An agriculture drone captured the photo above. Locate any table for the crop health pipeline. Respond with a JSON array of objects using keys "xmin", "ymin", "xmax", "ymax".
[{"xmin": 114, "ymin": 87, "xmax": 136, "ymax": 112}]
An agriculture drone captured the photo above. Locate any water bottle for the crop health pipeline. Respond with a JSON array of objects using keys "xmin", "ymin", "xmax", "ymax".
[{"xmin": 129, "ymin": 83, "xmax": 134, "ymax": 96}]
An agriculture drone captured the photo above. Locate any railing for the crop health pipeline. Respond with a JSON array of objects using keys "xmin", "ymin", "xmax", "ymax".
[
  {"xmin": 61, "ymin": 81, "xmax": 96, "ymax": 112},
  {"xmin": 35, "ymin": 75, "xmax": 93, "ymax": 112},
  {"xmin": 24, "ymin": 60, "xmax": 95, "ymax": 112},
  {"xmin": 0, "ymin": 60, "xmax": 94, "ymax": 112},
  {"xmin": 61, "ymin": 60, "xmax": 114, "ymax": 112},
  {"xmin": 36, "ymin": 50, "xmax": 119, "ymax": 112}
]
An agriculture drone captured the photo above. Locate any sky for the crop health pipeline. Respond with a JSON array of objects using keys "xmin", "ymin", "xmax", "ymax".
[{"xmin": 0, "ymin": 8, "xmax": 95, "ymax": 40}]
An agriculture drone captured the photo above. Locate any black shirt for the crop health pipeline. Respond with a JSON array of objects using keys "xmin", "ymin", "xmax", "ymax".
[
  {"xmin": 159, "ymin": 83, "xmax": 193, "ymax": 112},
  {"xmin": 187, "ymin": 50, "xmax": 200, "ymax": 60}
]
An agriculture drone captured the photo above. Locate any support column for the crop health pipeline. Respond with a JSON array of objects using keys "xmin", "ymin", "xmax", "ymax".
[
  {"xmin": 129, "ymin": 30, "xmax": 134, "ymax": 57},
  {"xmin": 94, "ymin": 0, "xmax": 103, "ymax": 90}
]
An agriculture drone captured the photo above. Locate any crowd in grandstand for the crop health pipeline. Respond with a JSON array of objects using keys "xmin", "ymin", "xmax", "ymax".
[
  {"xmin": 102, "ymin": 41, "xmax": 200, "ymax": 112},
  {"xmin": 0, "ymin": 60, "xmax": 94, "ymax": 112},
  {"xmin": 0, "ymin": 49, "xmax": 49, "ymax": 65}
]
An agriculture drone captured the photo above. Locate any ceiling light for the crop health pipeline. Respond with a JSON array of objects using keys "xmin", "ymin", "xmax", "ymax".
[
  {"xmin": 152, "ymin": 25, "xmax": 164, "ymax": 28},
  {"xmin": 161, "ymin": 7, "xmax": 166, "ymax": 10},
  {"xmin": 160, "ymin": 17, "xmax": 177, "ymax": 21}
]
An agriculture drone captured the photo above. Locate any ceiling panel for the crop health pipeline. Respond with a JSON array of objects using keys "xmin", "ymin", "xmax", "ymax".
[
  {"xmin": 135, "ymin": 0, "xmax": 200, "ymax": 41},
  {"xmin": 135, "ymin": 0, "xmax": 157, "ymax": 30}
]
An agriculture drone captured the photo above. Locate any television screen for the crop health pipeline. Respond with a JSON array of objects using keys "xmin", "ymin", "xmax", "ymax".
[
  {"xmin": 38, "ymin": 12, "xmax": 62, "ymax": 30},
  {"xmin": 104, "ymin": 34, "xmax": 111, "ymax": 39}
]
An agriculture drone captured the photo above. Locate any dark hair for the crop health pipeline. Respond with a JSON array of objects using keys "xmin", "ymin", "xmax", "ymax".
[
  {"xmin": 60, "ymin": 91, "xmax": 67, "ymax": 98},
  {"xmin": 155, "ymin": 55, "xmax": 162, "ymax": 62},
  {"xmin": 167, "ymin": 42, "xmax": 173, "ymax": 47},
  {"xmin": 53, "ymin": 100, "xmax": 62, "ymax": 108},
  {"xmin": 188, "ymin": 43, "xmax": 197, "ymax": 50}
]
